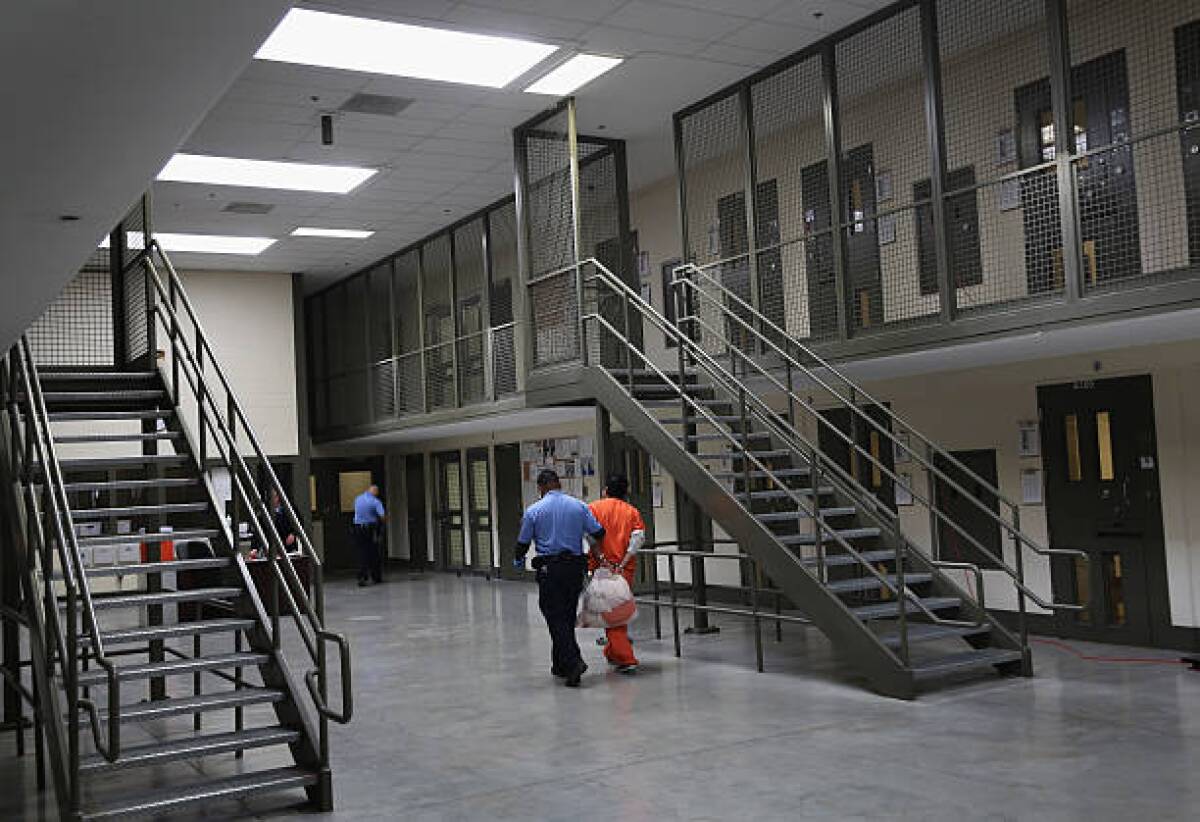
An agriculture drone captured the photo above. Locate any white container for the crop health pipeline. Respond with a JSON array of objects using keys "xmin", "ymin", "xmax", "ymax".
[
  {"xmin": 117, "ymin": 543, "xmax": 140, "ymax": 564},
  {"xmin": 92, "ymin": 545, "xmax": 116, "ymax": 567}
]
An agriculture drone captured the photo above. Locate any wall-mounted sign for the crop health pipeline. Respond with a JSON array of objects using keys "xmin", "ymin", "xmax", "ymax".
[{"xmin": 1018, "ymin": 420, "xmax": 1040, "ymax": 457}]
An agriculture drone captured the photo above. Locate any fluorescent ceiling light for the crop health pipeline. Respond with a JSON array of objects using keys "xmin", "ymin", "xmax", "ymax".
[
  {"xmin": 291, "ymin": 227, "xmax": 375, "ymax": 239},
  {"xmin": 255, "ymin": 8, "xmax": 558, "ymax": 88},
  {"xmin": 158, "ymin": 153, "xmax": 376, "ymax": 194},
  {"xmin": 100, "ymin": 232, "xmax": 273, "ymax": 255},
  {"xmin": 524, "ymin": 54, "xmax": 622, "ymax": 95}
]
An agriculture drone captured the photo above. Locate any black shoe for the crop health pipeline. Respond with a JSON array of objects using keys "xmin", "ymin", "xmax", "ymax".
[
  {"xmin": 358, "ymin": 579, "xmax": 368, "ymax": 587},
  {"xmin": 551, "ymin": 667, "xmax": 567, "ymax": 678},
  {"xmin": 564, "ymin": 661, "xmax": 587, "ymax": 688}
]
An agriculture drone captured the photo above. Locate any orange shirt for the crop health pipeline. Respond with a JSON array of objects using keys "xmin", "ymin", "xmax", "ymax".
[{"xmin": 588, "ymin": 497, "xmax": 645, "ymax": 577}]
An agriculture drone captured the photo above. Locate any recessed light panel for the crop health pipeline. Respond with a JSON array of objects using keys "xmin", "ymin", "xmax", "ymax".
[
  {"xmin": 158, "ymin": 153, "xmax": 376, "ymax": 194},
  {"xmin": 99, "ymin": 232, "xmax": 274, "ymax": 254},
  {"xmin": 291, "ymin": 227, "xmax": 375, "ymax": 239},
  {"xmin": 255, "ymin": 9, "xmax": 558, "ymax": 88},
  {"xmin": 524, "ymin": 54, "xmax": 622, "ymax": 95}
]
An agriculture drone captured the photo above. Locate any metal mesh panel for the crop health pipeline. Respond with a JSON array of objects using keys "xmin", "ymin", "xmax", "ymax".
[
  {"xmin": 426, "ymin": 341, "xmax": 455, "ymax": 410},
  {"xmin": 325, "ymin": 283, "xmax": 349, "ymax": 378},
  {"xmin": 344, "ymin": 275, "xmax": 368, "ymax": 368},
  {"xmin": 454, "ymin": 219, "xmax": 487, "ymax": 404},
  {"xmin": 306, "ymin": 295, "xmax": 328, "ymax": 432},
  {"xmin": 579, "ymin": 149, "xmax": 622, "ymax": 272},
  {"xmin": 836, "ymin": 7, "xmax": 935, "ymax": 333},
  {"xmin": 488, "ymin": 202, "xmax": 517, "ymax": 325},
  {"xmin": 28, "ymin": 259, "xmax": 115, "ymax": 367},
  {"xmin": 396, "ymin": 351, "xmax": 424, "ymax": 415},
  {"xmin": 122, "ymin": 258, "xmax": 148, "ymax": 364},
  {"xmin": 393, "ymin": 250, "xmax": 422, "ymax": 355},
  {"xmin": 937, "ymin": 0, "xmax": 1064, "ymax": 311},
  {"xmin": 469, "ymin": 456, "xmax": 491, "ymax": 569},
  {"xmin": 491, "ymin": 324, "xmax": 518, "ymax": 396},
  {"xmin": 367, "ymin": 261, "xmax": 393, "ymax": 362},
  {"xmin": 422, "ymin": 236, "xmax": 455, "ymax": 408},
  {"xmin": 372, "ymin": 360, "xmax": 396, "ymax": 420},
  {"xmin": 120, "ymin": 199, "xmax": 148, "ymax": 270},
  {"xmin": 680, "ymin": 93, "xmax": 748, "ymax": 267},
  {"xmin": 751, "ymin": 56, "xmax": 828, "ymax": 343},
  {"xmin": 1067, "ymin": 0, "xmax": 1200, "ymax": 292}
]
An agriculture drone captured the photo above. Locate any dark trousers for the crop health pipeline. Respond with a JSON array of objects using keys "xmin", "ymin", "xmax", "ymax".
[
  {"xmin": 536, "ymin": 554, "xmax": 587, "ymax": 674},
  {"xmin": 352, "ymin": 525, "xmax": 382, "ymax": 583}
]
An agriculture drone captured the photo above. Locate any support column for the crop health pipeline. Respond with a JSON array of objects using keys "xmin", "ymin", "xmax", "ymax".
[
  {"xmin": 820, "ymin": 44, "xmax": 851, "ymax": 340},
  {"xmin": 1046, "ymin": 0, "xmax": 1083, "ymax": 302},
  {"xmin": 920, "ymin": 0, "xmax": 956, "ymax": 322}
]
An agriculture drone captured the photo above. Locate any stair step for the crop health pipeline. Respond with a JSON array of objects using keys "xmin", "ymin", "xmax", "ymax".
[
  {"xmin": 42, "ymin": 390, "xmax": 165, "ymax": 403},
  {"xmin": 87, "ymin": 618, "xmax": 253, "ymax": 646},
  {"xmin": 81, "ymin": 687, "xmax": 287, "ymax": 725},
  {"xmin": 80, "ymin": 726, "xmax": 299, "ymax": 773},
  {"xmin": 801, "ymin": 548, "xmax": 898, "ymax": 568},
  {"xmin": 780, "ymin": 527, "xmax": 880, "ymax": 546},
  {"xmin": 910, "ymin": 648, "xmax": 1025, "ymax": 681},
  {"xmin": 658, "ymin": 415, "xmax": 745, "ymax": 425},
  {"xmin": 80, "ymin": 587, "xmax": 242, "ymax": 610},
  {"xmin": 82, "ymin": 557, "xmax": 231, "ymax": 578},
  {"xmin": 877, "ymin": 622, "xmax": 993, "ymax": 648},
  {"xmin": 825, "ymin": 573, "xmax": 933, "ymax": 594},
  {"xmin": 54, "ymin": 432, "xmax": 181, "ymax": 444},
  {"xmin": 65, "ymin": 477, "xmax": 199, "ymax": 493},
  {"xmin": 756, "ymin": 507, "xmax": 856, "ymax": 522},
  {"xmin": 713, "ymin": 468, "xmax": 811, "ymax": 481},
  {"xmin": 682, "ymin": 432, "xmax": 771, "ymax": 443},
  {"xmin": 80, "ymin": 766, "xmax": 318, "ymax": 821},
  {"xmin": 72, "ymin": 502, "xmax": 210, "ymax": 520},
  {"xmin": 41, "ymin": 371, "xmax": 158, "ymax": 382},
  {"xmin": 49, "ymin": 409, "xmax": 176, "ymax": 422},
  {"xmin": 77, "ymin": 651, "xmax": 269, "ymax": 686},
  {"xmin": 695, "ymin": 449, "xmax": 793, "ymax": 460},
  {"xmin": 748, "ymin": 487, "xmax": 828, "ymax": 500},
  {"xmin": 639, "ymin": 398, "xmax": 731, "ymax": 408},
  {"xmin": 852, "ymin": 596, "xmax": 960, "ymax": 621},
  {"xmin": 80, "ymin": 529, "xmax": 219, "ymax": 548},
  {"xmin": 58, "ymin": 454, "xmax": 191, "ymax": 472}
]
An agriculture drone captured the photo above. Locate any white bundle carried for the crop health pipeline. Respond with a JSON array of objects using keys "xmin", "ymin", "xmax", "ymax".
[{"xmin": 578, "ymin": 567, "xmax": 637, "ymax": 628}]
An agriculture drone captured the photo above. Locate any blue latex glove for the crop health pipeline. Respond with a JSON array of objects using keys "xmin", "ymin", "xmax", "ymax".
[{"xmin": 513, "ymin": 555, "xmax": 526, "ymax": 569}]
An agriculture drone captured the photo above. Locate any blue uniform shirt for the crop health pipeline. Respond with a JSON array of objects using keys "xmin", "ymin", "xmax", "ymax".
[
  {"xmin": 353, "ymin": 491, "xmax": 385, "ymax": 525},
  {"xmin": 518, "ymin": 490, "xmax": 603, "ymax": 556}
]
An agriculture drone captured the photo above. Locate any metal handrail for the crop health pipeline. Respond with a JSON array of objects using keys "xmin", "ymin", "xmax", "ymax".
[
  {"xmin": 142, "ymin": 245, "xmax": 353, "ymax": 732},
  {"xmin": 578, "ymin": 262, "xmax": 976, "ymax": 642},
  {"xmin": 672, "ymin": 262, "xmax": 1089, "ymax": 612}
]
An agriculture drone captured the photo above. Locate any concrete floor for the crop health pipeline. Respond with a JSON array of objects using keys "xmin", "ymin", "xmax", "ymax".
[{"xmin": 2, "ymin": 573, "xmax": 1199, "ymax": 820}]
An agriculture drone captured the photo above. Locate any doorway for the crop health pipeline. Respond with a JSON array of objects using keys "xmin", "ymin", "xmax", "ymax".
[
  {"xmin": 1015, "ymin": 50, "xmax": 1140, "ymax": 291},
  {"xmin": 466, "ymin": 448, "xmax": 494, "ymax": 573},
  {"xmin": 494, "ymin": 444, "xmax": 526, "ymax": 580},
  {"xmin": 933, "ymin": 449, "xmax": 1002, "ymax": 570},
  {"xmin": 310, "ymin": 456, "xmax": 385, "ymax": 575},
  {"xmin": 433, "ymin": 450, "xmax": 466, "ymax": 571},
  {"xmin": 817, "ymin": 403, "xmax": 895, "ymax": 512},
  {"xmin": 405, "ymin": 455, "xmax": 427, "ymax": 569},
  {"xmin": 1038, "ymin": 374, "xmax": 1168, "ymax": 645},
  {"xmin": 801, "ymin": 144, "xmax": 881, "ymax": 336}
]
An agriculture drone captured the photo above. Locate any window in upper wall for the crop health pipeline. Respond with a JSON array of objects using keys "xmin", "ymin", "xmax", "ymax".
[{"xmin": 914, "ymin": 166, "xmax": 983, "ymax": 295}]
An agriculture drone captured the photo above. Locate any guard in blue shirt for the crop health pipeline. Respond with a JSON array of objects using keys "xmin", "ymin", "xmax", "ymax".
[
  {"xmin": 515, "ymin": 468, "xmax": 605, "ymax": 687},
  {"xmin": 352, "ymin": 485, "xmax": 386, "ymax": 587}
]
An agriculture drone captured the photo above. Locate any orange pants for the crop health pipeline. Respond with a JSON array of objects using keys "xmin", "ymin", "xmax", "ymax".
[{"xmin": 604, "ymin": 624, "xmax": 637, "ymax": 666}]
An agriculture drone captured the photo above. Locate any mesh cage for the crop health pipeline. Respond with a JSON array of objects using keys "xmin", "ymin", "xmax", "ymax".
[
  {"xmin": 468, "ymin": 454, "xmax": 492, "ymax": 569},
  {"xmin": 367, "ymin": 261, "xmax": 393, "ymax": 362},
  {"xmin": 751, "ymin": 55, "xmax": 829, "ymax": 343},
  {"xmin": 835, "ymin": 6, "xmax": 935, "ymax": 334},
  {"xmin": 521, "ymin": 106, "xmax": 580, "ymax": 366},
  {"xmin": 422, "ymin": 235, "xmax": 455, "ymax": 409},
  {"xmin": 491, "ymin": 324, "xmax": 518, "ymax": 396},
  {"xmin": 1067, "ymin": 0, "xmax": 1199, "ymax": 293},
  {"xmin": 393, "ymin": 250, "xmax": 422, "ymax": 356},
  {"xmin": 28, "ymin": 250, "xmax": 115, "ymax": 368},
  {"xmin": 488, "ymin": 201, "xmax": 518, "ymax": 325},
  {"xmin": 454, "ymin": 218, "xmax": 487, "ymax": 405},
  {"xmin": 937, "ymin": 0, "xmax": 1064, "ymax": 312}
]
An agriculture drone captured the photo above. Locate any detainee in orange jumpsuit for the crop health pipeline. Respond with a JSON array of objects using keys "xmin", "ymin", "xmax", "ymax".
[{"xmin": 588, "ymin": 473, "xmax": 646, "ymax": 672}]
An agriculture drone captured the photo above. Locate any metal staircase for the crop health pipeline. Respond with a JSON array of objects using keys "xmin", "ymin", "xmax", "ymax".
[
  {"xmin": 575, "ymin": 258, "xmax": 1087, "ymax": 698},
  {"xmin": 0, "ymin": 239, "xmax": 351, "ymax": 819}
]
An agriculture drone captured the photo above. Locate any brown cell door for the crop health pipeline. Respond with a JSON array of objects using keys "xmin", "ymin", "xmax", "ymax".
[
  {"xmin": 466, "ymin": 448, "xmax": 494, "ymax": 572},
  {"xmin": 1038, "ymin": 375, "xmax": 1167, "ymax": 646},
  {"xmin": 433, "ymin": 451, "xmax": 466, "ymax": 571}
]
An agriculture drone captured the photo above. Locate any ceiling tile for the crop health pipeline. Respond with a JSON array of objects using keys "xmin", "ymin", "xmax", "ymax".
[{"xmin": 602, "ymin": 1, "xmax": 747, "ymax": 42}]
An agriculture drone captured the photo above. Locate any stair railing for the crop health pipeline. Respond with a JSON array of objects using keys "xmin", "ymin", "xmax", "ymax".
[
  {"xmin": 140, "ymin": 242, "xmax": 352, "ymax": 763},
  {"xmin": 579, "ymin": 259, "xmax": 982, "ymax": 663},
  {"xmin": 2, "ymin": 337, "xmax": 122, "ymax": 814},
  {"xmin": 671, "ymin": 261, "xmax": 1089, "ymax": 644}
]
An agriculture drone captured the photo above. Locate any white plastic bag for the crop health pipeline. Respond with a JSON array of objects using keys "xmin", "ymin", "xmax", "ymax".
[{"xmin": 578, "ymin": 567, "xmax": 637, "ymax": 628}]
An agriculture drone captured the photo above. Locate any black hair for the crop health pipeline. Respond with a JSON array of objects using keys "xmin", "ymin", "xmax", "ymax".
[
  {"xmin": 536, "ymin": 468, "xmax": 560, "ymax": 486},
  {"xmin": 604, "ymin": 473, "xmax": 629, "ymax": 500}
]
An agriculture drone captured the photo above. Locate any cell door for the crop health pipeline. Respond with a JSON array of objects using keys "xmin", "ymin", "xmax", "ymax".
[
  {"xmin": 405, "ymin": 455, "xmax": 428, "ymax": 568},
  {"xmin": 1037, "ymin": 375, "xmax": 1168, "ymax": 646},
  {"xmin": 466, "ymin": 448, "xmax": 494, "ymax": 572},
  {"xmin": 433, "ymin": 450, "xmax": 466, "ymax": 570},
  {"xmin": 817, "ymin": 404, "xmax": 895, "ymax": 512},
  {"xmin": 1176, "ymin": 19, "xmax": 1200, "ymax": 266},
  {"xmin": 494, "ymin": 444, "xmax": 526, "ymax": 580},
  {"xmin": 1015, "ymin": 50, "xmax": 1140, "ymax": 291}
]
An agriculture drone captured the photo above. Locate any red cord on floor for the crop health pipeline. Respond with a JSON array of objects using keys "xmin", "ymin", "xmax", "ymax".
[{"xmin": 1031, "ymin": 636, "xmax": 1189, "ymax": 665}]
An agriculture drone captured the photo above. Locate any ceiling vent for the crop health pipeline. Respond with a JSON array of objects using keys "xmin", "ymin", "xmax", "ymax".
[
  {"xmin": 339, "ymin": 93, "xmax": 413, "ymax": 117},
  {"xmin": 222, "ymin": 201, "xmax": 275, "ymax": 215}
]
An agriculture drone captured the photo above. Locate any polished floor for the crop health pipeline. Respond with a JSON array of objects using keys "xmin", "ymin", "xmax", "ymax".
[{"xmin": 2, "ymin": 573, "xmax": 1199, "ymax": 820}]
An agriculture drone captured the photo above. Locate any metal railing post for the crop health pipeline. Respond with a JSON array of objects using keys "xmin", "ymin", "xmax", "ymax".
[
  {"xmin": 1013, "ymin": 506, "xmax": 1029, "ymax": 652},
  {"xmin": 811, "ymin": 446, "xmax": 826, "ymax": 584},
  {"xmin": 668, "ymin": 554, "xmax": 681, "ymax": 658},
  {"xmin": 750, "ymin": 562, "xmax": 763, "ymax": 673},
  {"xmin": 896, "ymin": 543, "xmax": 908, "ymax": 666},
  {"xmin": 651, "ymin": 549, "xmax": 662, "ymax": 640}
]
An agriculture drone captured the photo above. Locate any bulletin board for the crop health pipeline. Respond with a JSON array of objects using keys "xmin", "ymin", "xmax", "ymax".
[{"xmin": 519, "ymin": 436, "xmax": 596, "ymax": 507}]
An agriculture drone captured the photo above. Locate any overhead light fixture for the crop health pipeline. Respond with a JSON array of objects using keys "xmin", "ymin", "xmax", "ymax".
[
  {"xmin": 524, "ymin": 54, "xmax": 622, "ymax": 95},
  {"xmin": 291, "ymin": 227, "xmax": 375, "ymax": 239},
  {"xmin": 101, "ymin": 232, "xmax": 274, "ymax": 255},
  {"xmin": 255, "ymin": 8, "xmax": 558, "ymax": 88},
  {"xmin": 158, "ymin": 153, "xmax": 376, "ymax": 194}
]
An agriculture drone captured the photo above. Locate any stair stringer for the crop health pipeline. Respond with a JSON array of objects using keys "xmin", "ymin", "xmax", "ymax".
[{"xmin": 583, "ymin": 366, "xmax": 917, "ymax": 698}]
